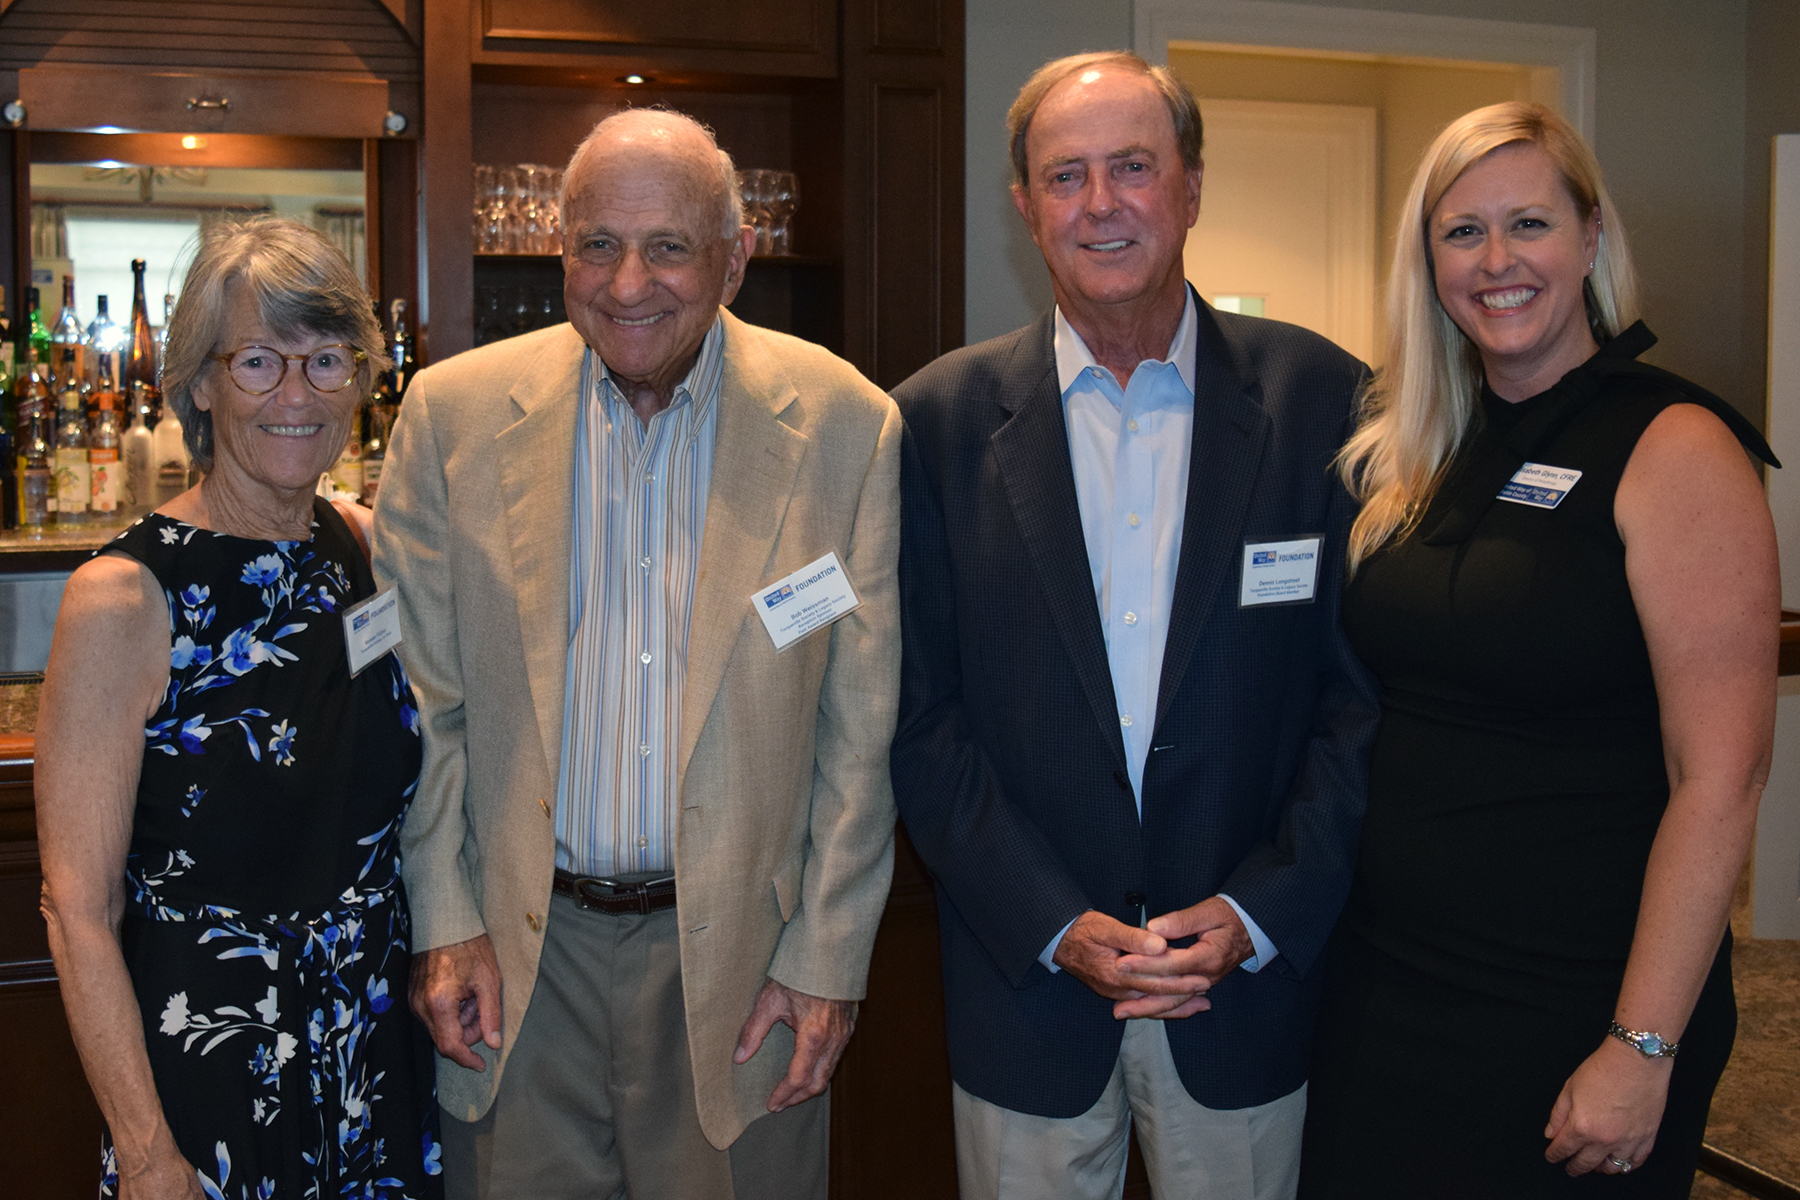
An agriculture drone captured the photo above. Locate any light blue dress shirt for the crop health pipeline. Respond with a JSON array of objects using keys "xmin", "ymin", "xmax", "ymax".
[{"xmin": 1039, "ymin": 292, "xmax": 1279, "ymax": 975}]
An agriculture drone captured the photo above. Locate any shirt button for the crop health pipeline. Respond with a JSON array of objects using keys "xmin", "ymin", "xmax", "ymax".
[
  {"xmin": 1120, "ymin": 713, "xmax": 1134, "ymax": 728},
  {"xmin": 1127, "ymin": 513, "xmax": 1141, "ymax": 527},
  {"xmin": 1127, "ymin": 418, "xmax": 1139, "ymax": 433},
  {"xmin": 639, "ymin": 556, "xmax": 652, "ymax": 569},
  {"xmin": 640, "ymin": 651, "xmax": 652, "ymax": 664},
  {"xmin": 1123, "ymin": 611, "xmax": 1138, "ymax": 626},
  {"xmin": 526, "ymin": 912, "xmax": 541, "ymax": 932},
  {"xmin": 639, "ymin": 743, "xmax": 652, "ymax": 757},
  {"xmin": 637, "ymin": 836, "xmax": 649, "ymax": 848}
]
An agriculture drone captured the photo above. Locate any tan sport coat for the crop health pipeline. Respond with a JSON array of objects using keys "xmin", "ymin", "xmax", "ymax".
[{"xmin": 372, "ymin": 312, "xmax": 900, "ymax": 1147}]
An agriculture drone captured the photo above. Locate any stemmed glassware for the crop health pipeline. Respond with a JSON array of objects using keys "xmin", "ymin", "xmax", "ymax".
[
  {"xmin": 473, "ymin": 164, "xmax": 565, "ymax": 255},
  {"xmin": 735, "ymin": 169, "xmax": 801, "ymax": 256}
]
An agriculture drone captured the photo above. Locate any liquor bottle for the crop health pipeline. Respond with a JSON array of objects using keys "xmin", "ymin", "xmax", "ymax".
[
  {"xmin": 152, "ymin": 406, "xmax": 191, "ymax": 505},
  {"xmin": 51, "ymin": 275, "xmax": 86, "ymax": 392},
  {"xmin": 329, "ymin": 422, "xmax": 364, "ymax": 499},
  {"xmin": 54, "ymin": 354, "xmax": 91, "ymax": 525},
  {"xmin": 0, "ymin": 283, "xmax": 13, "ymax": 401},
  {"xmin": 89, "ymin": 359, "xmax": 124, "ymax": 519},
  {"xmin": 388, "ymin": 298, "xmax": 416, "ymax": 397},
  {"xmin": 88, "ymin": 294, "xmax": 128, "ymax": 392},
  {"xmin": 152, "ymin": 294, "xmax": 175, "ymax": 426},
  {"xmin": 123, "ymin": 398, "xmax": 154, "ymax": 516},
  {"xmin": 125, "ymin": 261, "xmax": 159, "ymax": 425},
  {"xmin": 18, "ymin": 375, "xmax": 54, "ymax": 532},
  {"xmin": 27, "ymin": 286, "xmax": 51, "ymax": 366}
]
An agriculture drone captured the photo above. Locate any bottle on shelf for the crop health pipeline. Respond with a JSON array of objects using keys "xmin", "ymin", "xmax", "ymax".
[
  {"xmin": 0, "ymin": 283, "xmax": 13, "ymax": 402},
  {"xmin": 125, "ymin": 260, "xmax": 160, "ymax": 426},
  {"xmin": 14, "ymin": 339, "xmax": 56, "ymax": 529},
  {"xmin": 51, "ymin": 275, "xmax": 86, "ymax": 394},
  {"xmin": 53, "ymin": 352, "xmax": 91, "ymax": 525},
  {"xmin": 152, "ymin": 406, "xmax": 191, "ymax": 505},
  {"xmin": 89, "ymin": 368, "xmax": 124, "ymax": 520},
  {"xmin": 388, "ymin": 298, "xmax": 416, "ymax": 398},
  {"xmin": 123, "ymin": 397, "xmax": 154, "ymax": 517},
  {"xmin": 18, "ymin": 372, "xmax": 55, "ymax": 532},
  {"xmin": 87, "ymin": 294, "xmax": 127, "ymax": 390},
  {"xmin": 27, "ymin": 286, "xmax": 52, "ymax": 365}
]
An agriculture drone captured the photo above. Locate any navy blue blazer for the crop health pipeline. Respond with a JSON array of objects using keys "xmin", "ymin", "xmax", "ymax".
[{"xmin": 890, "ymin": 299, "xmax": 1380, "ymax": 1117}]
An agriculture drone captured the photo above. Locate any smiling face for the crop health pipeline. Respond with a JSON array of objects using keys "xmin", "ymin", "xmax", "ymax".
[
  {"xmin": 561, "ymin": 121, "xmax": 754, "ymax": 409},
  {"xmin": 1429, "ymin": 140, "xmax": 1603, "ymax": 399},
  {"xmin": 192, "ymin": 282, "xmax": 363, "ymax": 498},
  {"xmin": 1012, "ymin": 66, "xmax": 1201, "ymax": 332}
]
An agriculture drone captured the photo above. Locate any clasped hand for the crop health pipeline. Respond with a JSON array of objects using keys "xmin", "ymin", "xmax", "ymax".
[{"xmin": 1052, "ymin": 897, "xmax": 1254, "ymax": 1020}]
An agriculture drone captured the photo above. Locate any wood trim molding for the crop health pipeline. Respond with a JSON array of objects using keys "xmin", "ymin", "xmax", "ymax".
[{"xmin": 1133, "ymin": 0, "xmax": 1597, "ymax": 142}]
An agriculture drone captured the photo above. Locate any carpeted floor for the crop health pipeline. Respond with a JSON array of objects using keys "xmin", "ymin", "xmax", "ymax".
[{"xmin": 1688, "ymin": 869, "xmax": 1800, "ymax": 1198}]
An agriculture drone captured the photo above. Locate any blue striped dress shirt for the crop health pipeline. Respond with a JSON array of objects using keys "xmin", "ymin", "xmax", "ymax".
[{"xmin": 554, "ymin": 318, "xmax": 725, "ymax": 878}]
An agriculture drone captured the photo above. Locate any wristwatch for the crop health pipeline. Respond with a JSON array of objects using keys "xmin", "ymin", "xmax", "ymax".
[{"xmin": 1608, "ymin": 1020, "xmax": 1679, "ymax": 1059}]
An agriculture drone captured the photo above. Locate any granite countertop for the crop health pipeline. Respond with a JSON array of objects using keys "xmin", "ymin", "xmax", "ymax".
[{"xmin": 0, "ymin": 679, "xmax": 42, "ymax": 740}]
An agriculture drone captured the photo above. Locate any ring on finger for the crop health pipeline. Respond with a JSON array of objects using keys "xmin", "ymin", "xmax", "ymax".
[{"xmin": 1606, "ymin": 1155, "xmax": 1634, "ymax": 1174}]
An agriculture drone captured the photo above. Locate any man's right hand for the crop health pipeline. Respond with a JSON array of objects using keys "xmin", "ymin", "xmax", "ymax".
[
  {"xmin": 410, "ymin": 933, "xmax": 504, "ymax": 1071},
  {"xmin": 1051, "ymin": 910, "xmax": 1211, "ymax": 1011}
]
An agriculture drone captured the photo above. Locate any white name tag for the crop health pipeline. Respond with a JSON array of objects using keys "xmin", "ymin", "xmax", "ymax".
[
  {"xmin": 1497, "ymin": 462, "xmax": 1583, "ymax": 509},
  {"xmin": 753, "ymin": 551, "xmax": 862, "ymax": 652},
  {"xmin": 1240, "ymin": 536, "xmax": 1323, "ymax": 607},
  {"xmin": 343, "ymin": 586, "xmax": 403, "ymax": 677}
]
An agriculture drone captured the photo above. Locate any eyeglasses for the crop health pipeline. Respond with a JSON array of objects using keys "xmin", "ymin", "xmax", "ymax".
[{"xmin": 207, "ymin": 344, "xmax": 367, "ymax": 395}]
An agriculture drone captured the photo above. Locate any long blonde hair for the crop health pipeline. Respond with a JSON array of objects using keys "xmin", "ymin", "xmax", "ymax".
[{"xmin": 1340, "ymin": 102, "xmax": 1640, "ymax": 571}]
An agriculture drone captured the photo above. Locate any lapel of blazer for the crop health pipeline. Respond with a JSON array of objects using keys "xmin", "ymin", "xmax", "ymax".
[
  {"xmin": 678, "ymin": 313, "xmax": 809, "ymax": 791},
  {"xmin": 494, "ymin": 328, "xmax": 582, "ymax": 782},
  {"xmin": 1153, "ymin": 297, "xmax": 1272, "ymax": 735},
  {"xmin": 988, "ymin": 314, "xmax": 1128, "ymax": 772}
]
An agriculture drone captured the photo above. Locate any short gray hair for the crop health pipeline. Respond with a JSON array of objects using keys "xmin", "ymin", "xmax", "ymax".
[
  {"xmin": 560, "ymin": 106, "xmax": 745, "ymax": 239},
  {"xmin": 1007, "ymin": 51, "xmax": 1204, "ymax": 190},
  {"xmin": 162, "ymin": 216, "xmax": 389, "ymax": 473}
]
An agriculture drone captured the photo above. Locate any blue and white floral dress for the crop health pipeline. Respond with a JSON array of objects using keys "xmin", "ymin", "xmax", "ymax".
[{"xmin": 102, "ymin": 499, "xmax": 441, "ymax": 1200}]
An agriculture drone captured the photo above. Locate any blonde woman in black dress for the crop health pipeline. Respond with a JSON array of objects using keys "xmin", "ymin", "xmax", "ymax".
[{"xmin": 1298, "ymin": 103, "xmax": 1778, "ymax": 1197}]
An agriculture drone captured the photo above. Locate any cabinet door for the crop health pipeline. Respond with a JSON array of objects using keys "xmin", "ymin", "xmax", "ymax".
[
  {"xmin": 20, "ymin": 66, "xmax": 391, "ymax": 139},
  {"xmin": 479, "ymin": 0, "xmax": 836, "ymax": 78}
]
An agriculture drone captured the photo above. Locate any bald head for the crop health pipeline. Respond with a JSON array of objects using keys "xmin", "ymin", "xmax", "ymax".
[{"xmin": 562, "ymin": 108, "xmax": 744, "ymax": 240}]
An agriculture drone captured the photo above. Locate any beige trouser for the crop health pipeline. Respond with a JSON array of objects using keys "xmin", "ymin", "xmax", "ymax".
[
  {"xmin": 953, "ymin": 1018, "xmax": 1306, "ymax": 1200},
  {"xmin": 441, "ymin": 891, "xmax": 829, "ymax": 1200}
]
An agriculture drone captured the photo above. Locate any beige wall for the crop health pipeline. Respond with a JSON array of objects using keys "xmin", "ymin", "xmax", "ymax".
[
  {"xmin": 966, "ymin": 0, "xmax": 1800, "ymax": 429},
  {"xmin": 1168, "ymin": 46, "xmax": 1536, "ymax": 357}
]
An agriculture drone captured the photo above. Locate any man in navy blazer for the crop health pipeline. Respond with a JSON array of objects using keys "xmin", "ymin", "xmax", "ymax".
[{"xmin": 890, "ymin": 52, "xmax": 1380, "ymax": 1199}]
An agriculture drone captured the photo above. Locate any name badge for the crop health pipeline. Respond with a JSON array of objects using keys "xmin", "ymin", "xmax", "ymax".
[
  {"xmin": 1497, "ymin": 462, "xmax": 1583, "ymax": 509},
  {"xmin": 343, "ymin": 586, "xmax": 403, "ymax": 677},
  {"xmin": 753, "ymin": 551, "xmax": 862, "ymax": 652},
  {"xmin": 1240, "ymin": 536, "xmax": 1322, "ymax": 607}
]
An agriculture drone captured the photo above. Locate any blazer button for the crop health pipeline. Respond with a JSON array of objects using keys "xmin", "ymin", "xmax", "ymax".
[
  {"xmin": 1124, "ymin": 892, "xmax": 1148, "ymax": 908},
  {"xmin": 526, "ymin": 912, "xmax": 541, "ymax": 932},
  {"xmin": 539, "ymin": 797, "xmax": 552, "ymax": 819}
]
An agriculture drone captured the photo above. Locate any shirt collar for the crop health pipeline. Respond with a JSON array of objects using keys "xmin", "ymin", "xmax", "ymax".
[
  {"xmin": 591, "ymin": 314, "xmax": 728, "ymax": 421},
  {"xmin": 1053, "ymin": 287, "xmax": 1198, "ymax": 399}
]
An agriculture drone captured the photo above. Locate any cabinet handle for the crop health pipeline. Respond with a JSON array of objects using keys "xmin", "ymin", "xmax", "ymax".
[{"xmin": 186, "ymin": 96, "xmax": 231, "ymax": 112}]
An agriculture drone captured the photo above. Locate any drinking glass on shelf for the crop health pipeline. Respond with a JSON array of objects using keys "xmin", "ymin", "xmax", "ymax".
[
  {"xmin": 474, "ymin": 164, "xmax": 504, "ymax": 254},
  {"xmin": 538, "ymin": 167, "xmax": 564, "ymax": 254},
  {"xmin": 765, "ymin": 171, "xmax": 800, "ymax": 256},
  {"xmin": 737, "ymin": 168, "xmax": 774, "ymax": 255}
]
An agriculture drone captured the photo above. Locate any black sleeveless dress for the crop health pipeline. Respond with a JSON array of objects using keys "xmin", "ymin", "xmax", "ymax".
[
  {"xmin": 99, "ymin": 498, "xmax": 442, "ymax": 1199},
  {"xmin": 1298, "ymin": 325, "xmax": 1776, "ymax": 1198}
]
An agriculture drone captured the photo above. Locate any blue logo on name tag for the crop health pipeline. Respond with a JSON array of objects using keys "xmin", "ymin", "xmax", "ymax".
[
  {"xmin": 1252, "ymin": 550, "xmax": 1277, "ymax": 566},
  {"xmin": 352, "ymin": 611, "xmax": 371, "ymax": 631},
  {"xmin": 763, "ymin": 584, "xmax": 795, "ymax": 609}
]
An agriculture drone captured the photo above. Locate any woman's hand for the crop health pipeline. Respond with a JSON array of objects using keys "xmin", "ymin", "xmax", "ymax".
[
  {"xmin": 1543, "ymin": 1036, "xmax": 1672, "ymax": 1176},
  {"xmin": 116, "ymin": 1142, "xmax": 206, "ymax": 1199}
]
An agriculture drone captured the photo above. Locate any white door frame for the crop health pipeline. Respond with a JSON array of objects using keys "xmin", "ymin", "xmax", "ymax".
[{"xmin": 1133, "ymin": 0, "xmax": 1597, "ymax": 142}]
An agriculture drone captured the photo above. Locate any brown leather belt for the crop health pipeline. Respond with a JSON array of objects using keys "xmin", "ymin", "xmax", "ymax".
[{"xmin": 552, "ymin": 869, "xmax": 677, "ymax": 916}]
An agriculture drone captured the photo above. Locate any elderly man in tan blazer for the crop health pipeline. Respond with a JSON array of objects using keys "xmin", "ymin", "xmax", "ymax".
[{"xmin": 372, "ymin": 108, "xmax": 900, "ymax": 1200}]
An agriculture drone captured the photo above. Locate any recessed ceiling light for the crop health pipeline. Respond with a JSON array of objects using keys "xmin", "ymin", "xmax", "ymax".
[
  {"xmin": 619, "ymin": 74, "xmax": 651, "ymax": 85},
  {"xmin": 181, "ymin": 135, "xmax": 207, "ymax": 150}
]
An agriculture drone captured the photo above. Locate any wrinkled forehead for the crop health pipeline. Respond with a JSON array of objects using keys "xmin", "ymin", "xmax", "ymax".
[{"xmin": 1029, "ymin": 68, "xmax": 1177, "ymax": 165}]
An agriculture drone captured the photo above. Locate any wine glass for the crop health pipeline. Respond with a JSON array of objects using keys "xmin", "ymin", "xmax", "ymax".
[
  {"xmin": 737, "ymin": 169, "xmax": 774, "ymax": 255},
  {"xmin": 765, "ymin": 171, "xmax": 800, "ymax": 256}
]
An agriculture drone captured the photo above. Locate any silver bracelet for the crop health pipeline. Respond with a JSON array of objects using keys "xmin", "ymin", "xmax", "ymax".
[{"xmin": 1608, "ymin": 1020, "xmax": 1679, "ymax": 1058}]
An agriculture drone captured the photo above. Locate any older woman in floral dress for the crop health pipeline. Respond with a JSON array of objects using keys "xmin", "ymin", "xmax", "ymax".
[{"xmin": 37, "ymin": 217, "xmax": 441, "ymax": 1200}]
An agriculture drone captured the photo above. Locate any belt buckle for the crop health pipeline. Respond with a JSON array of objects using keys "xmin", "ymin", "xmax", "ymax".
[{"xmin": 573, "ymin": 874, "xmax": 672, "ymax": 916}]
